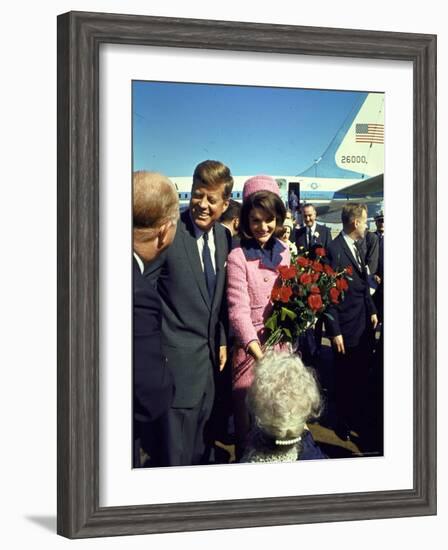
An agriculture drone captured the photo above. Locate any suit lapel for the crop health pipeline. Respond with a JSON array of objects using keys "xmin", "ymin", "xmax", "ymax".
[
  {"xmin": 133, "ymin": 255, "xmax": 140, "ymax": 277},
  {"xmin": 296, "ymin": 227, "xmax": 307, "ymax": 249},
  {"xmin": 180, "ymin": 212, "xmax": 211, "ymax": 310}
]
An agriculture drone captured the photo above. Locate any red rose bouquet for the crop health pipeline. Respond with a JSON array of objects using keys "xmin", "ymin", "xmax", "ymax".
[{"xmin": 264, "ymin": 248, "xmax": 351, "ymax": 348}]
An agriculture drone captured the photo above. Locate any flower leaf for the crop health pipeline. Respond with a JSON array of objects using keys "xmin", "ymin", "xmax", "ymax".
[
  {"xmin": 281, "ymin": 307, "xmax": 297, "ymax": 321},
  {"xmin": 265, "ymin": 313, "xmax": 278, "ymax": 331}
]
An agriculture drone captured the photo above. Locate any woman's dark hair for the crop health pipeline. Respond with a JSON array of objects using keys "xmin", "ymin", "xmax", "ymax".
[{"xmin": 240, "ymin": 190, "xmax": 286, "ymax": 239}]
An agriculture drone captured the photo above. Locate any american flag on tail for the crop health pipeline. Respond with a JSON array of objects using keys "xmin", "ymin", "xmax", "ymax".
[{"xmin": 355, "ymin": 123, "xmax": 384, "ymax": 144}]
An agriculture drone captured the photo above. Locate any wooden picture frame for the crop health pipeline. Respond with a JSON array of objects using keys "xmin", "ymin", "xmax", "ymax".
[{"xmin": 57, "ymin": 10, "xmax": 437, "ymax": 538}]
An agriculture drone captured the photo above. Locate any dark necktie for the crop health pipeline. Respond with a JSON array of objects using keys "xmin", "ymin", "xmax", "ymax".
[
  {"xmin": 307, "ymin": 228, "xmax": 313, "ymax": 250},
  {"xmin": 202, "ymin": 232, "xmax": 216, "ymax": 300},
  {"xmin": 354, "ymin": 240, "xmax": 366, "ymax": 275}
]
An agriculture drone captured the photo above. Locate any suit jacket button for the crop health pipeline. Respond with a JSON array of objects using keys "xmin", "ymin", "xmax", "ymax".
[{"xmin": 264, "ymin": 277, "xmax": 268, "ymax": 282}]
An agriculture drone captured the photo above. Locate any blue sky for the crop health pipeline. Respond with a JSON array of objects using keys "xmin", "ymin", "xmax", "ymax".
[{"xmin": 133, "ymin": 81, "xmax": 366, "ymax": 177}]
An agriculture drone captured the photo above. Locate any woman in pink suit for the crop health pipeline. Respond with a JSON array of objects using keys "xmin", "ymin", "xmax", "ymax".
[{"xmin": 227, "ymin": 175, "xmax": 290, "ymax": 457}]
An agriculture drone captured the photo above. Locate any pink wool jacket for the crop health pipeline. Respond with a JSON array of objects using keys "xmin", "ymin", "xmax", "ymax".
[{"xmin": 227, "ymin": 239, "xmax": 291, "ymax": 349}]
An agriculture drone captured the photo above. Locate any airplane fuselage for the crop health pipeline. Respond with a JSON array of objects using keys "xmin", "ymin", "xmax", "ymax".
[{"xmin": 170, "ymin": 175, "xmax": 374, "ymax": 208}]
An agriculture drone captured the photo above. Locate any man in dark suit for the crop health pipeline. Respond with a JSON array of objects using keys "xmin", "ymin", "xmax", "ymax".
[
  {"xmin": 295, "ymin": 203, "xmax": 332, "ymax": 361},
  {"xmin": 325, "ymin": 203, "xmax": 378, "ymax": 448},
  {"xmin": 216, "ymin": 198, "xmax": 241, "ymax": 447},
  {"xmin": 373, "ymin": 209, "xmax": 384, "ymax": 322},
  {"xmin": 219, "ymin": 198, "xmax": 241, "ymax": 249},
  {"xmin": 150, "ymin": 160, "xmax": 233, "ymax": 466},
  {"xmin": 295, "ymin": 203, "xmax": 332, "ymax": 256},
  {"xmin": 371, "ymin": 209, "xmax": 384, "ymax": 454},
  {"xmin": 133, "ymin": 171, "xmax": 179, "ymax": 467}
]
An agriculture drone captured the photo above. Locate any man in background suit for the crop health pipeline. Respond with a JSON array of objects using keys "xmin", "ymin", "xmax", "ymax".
[
  {"xmin": 295, "ymin": 203, "xmax": 332, "ymax": 256},
  {"xmin": 219, "ymin": 198, "xmax": 241, "ymax": 249},
  {"xmin": 133, "ymin": 171, "xmax": 179, "ymax": 467},
  {"xmin": 360, "ymin": 230, "xmax": 379, "ymax": 276},
  {"xmin": 151, "ymin": 160, "xmax": 234, "ymax": 466},
  {"xmin": 295, "ymin": 203, "xmax": 332, "ymax": 360},
  {"xmin": 216, "ymin": 198, "xmax": 241, "ymax": 447},
  {"xmin": 357, "ymin": 228, "xmax": 380, "ymax": 303},
  {"xmin": 371, "ymin": 209, "xmax": 384, "ymax": 454},
  {"xmin": 373, "ymin": 209, "xmax": 384, "ymax": 322},
  {"xmin": 325, "ymin": 203, "xmax": 378, "ymax": 448}
]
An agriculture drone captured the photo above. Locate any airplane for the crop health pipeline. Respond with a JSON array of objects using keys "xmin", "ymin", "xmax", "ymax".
[{"xmin": 169, "ymin": 92, "xmax": 384, "ymax": 222}]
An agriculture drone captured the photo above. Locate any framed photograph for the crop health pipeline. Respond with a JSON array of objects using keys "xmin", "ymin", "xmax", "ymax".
[{"xmin": 57, "ymin": 11, "xmax": 436, "ymax": 538}]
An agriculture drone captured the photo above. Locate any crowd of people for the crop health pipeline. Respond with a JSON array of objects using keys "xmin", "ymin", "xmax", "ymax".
[{"xmin": 132, "ymin": 161, "xmax": 384, "ymax": 468}]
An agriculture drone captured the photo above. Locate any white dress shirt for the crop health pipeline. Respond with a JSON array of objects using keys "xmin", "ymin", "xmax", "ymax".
[
  {"xmin": 342, "ymin": 231, "xmax": 362, "ymax": 269},
  {"xmin": 133, "ymin": 251, "xmax": 144, "ymax": 274}
]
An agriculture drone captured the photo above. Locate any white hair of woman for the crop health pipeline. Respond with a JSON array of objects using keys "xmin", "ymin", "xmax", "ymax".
[{"xmin": 242, "ymin": 351, "xmax": 322, "ymax": 462}]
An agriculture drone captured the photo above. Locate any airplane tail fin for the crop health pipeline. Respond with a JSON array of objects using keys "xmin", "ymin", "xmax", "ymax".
[{"xmin": 298, "ymin": 92, "xmax": 384, "ymax": 180}]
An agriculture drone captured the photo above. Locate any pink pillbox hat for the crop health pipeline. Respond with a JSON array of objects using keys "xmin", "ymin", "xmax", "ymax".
[{"xmin": 242, "ymin": 175, "xmax": 280, "ymax": 201}]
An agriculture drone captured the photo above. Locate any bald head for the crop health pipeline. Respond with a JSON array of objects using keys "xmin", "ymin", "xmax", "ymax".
[{"xmin": 133, "ymin": 171, "xmax": 179, "ymax": 262}]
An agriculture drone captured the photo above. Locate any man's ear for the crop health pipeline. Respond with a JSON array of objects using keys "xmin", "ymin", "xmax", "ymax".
[
  {"xmin": 156, "ymin": 222, "xmax": 171, "ymax": 249},
  {"xmin": 221, "ymin": 199, "xmax": 230, "ymax": 214}
]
